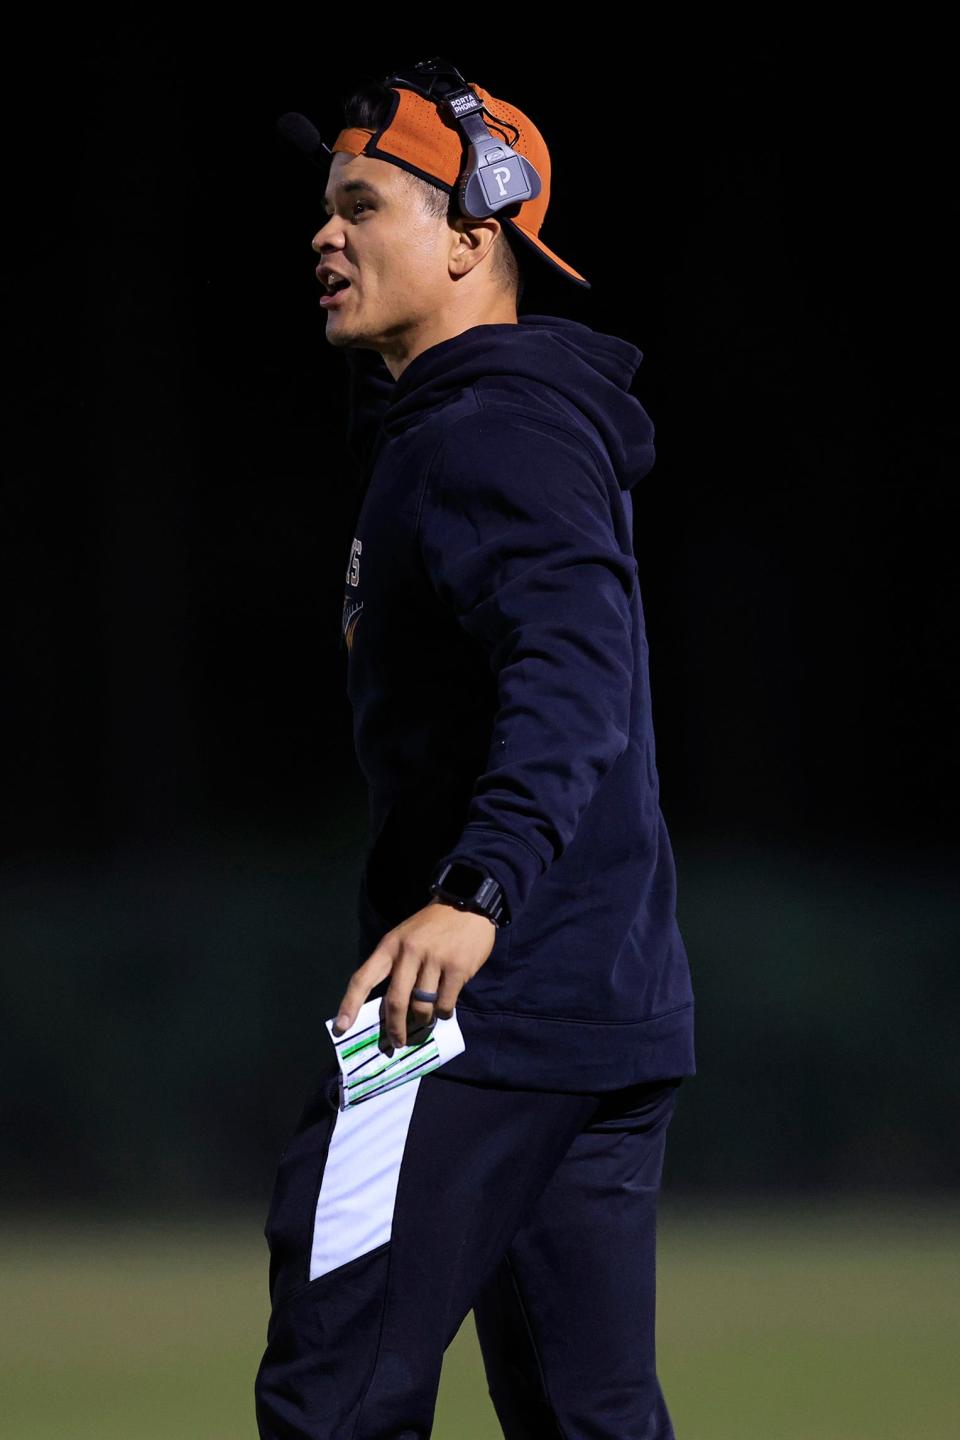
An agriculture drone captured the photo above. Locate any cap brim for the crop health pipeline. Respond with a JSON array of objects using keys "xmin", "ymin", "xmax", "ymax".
[{"xmin": 504, "ymin": 217, "xmax": 591, "ymax": 289}]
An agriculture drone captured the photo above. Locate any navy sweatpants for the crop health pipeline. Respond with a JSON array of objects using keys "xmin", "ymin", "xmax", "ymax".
[{"xmin": 254, "ymin": 1059, "xmax": 683, "ymax": 1439}]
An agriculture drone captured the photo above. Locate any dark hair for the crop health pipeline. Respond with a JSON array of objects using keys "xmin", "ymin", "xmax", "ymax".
[{"xmin": 339, "ymin": 77, "xmax": 527, "ymax": 306}]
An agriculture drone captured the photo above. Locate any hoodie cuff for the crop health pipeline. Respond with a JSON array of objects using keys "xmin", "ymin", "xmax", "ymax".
[{"xmin": 429, "ymin": 826, "xmax": 546, "ymax": 928}]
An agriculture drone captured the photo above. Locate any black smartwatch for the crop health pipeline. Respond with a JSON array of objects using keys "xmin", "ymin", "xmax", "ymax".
[{"xmin": 429, "ymin": 859, "xmax": 510, "ymax": 928}]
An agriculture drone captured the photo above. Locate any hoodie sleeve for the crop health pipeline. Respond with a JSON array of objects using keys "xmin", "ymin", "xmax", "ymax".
[{"xmin": 417, "ymin": 411, "xmax": 637, "ymax": 926}]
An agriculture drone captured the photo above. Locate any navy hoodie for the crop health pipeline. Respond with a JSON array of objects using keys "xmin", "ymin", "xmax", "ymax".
[{"xmin": 338, "ymin": 313, "xmax": 695, "ymax": 1091}]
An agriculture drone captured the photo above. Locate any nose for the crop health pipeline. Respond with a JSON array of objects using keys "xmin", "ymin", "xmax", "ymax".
[{"xmin": 311, "ymin": 215, "xmax": 341, "ymax": 252}]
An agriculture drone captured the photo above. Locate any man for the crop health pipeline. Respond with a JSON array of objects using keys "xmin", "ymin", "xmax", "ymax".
[{"xmin": 256, "ymin": 61, "xmax": 696, "ymax": 1439}]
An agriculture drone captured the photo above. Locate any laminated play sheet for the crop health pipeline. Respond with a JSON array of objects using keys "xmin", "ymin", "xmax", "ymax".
[{"xmin": 325, "ymin": 996, "xmax": 466, "ymax": 1110}]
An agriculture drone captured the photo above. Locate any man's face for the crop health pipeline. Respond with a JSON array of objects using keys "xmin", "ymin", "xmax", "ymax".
[{"xmin": 311, "ymin": 152, "xmax": 455, "ymax": 352}]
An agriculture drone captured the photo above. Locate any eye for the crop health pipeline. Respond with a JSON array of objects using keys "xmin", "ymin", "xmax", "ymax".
[{"xmin": 322, "ymin": 201, "xmax": 370, "ymax": 222}]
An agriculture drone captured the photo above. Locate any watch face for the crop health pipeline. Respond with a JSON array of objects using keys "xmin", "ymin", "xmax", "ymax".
[{"xmin": 441, "ymin": 861, "xmax": 485, "ymax": 900}]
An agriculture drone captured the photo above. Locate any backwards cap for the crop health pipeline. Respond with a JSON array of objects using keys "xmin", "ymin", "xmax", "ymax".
[{"xmin": 325, "ymin": 79, "xmax": 590, "ymax": 289}]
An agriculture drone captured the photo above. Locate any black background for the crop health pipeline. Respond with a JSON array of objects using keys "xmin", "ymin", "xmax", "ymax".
[{"xmin": 3, "ymin": 24, "xmax": 956, "ymax": 1208}]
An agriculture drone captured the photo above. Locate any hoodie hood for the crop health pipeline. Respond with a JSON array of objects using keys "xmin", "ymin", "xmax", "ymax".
[{"xmin": 380, "ymin": 313, "xmax": 656, "ymax": 493}]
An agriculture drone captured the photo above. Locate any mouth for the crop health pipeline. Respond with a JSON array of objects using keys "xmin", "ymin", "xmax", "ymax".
[{"xmin": 319, "ymin": 275, "xmax": 352, "ymax": 309}]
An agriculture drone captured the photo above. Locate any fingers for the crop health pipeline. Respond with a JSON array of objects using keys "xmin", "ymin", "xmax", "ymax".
[
  {"xmin": 434, "ymin": 972, "xmax": 459, "ymax": 1022},
  {"xmin": 332, "ymin": 947, "xmax": 394, "ymax": 1037},
  {"xmin": 407, "ymin": 965, "xmax": 442, "ymax": 1038},
  {"xmin": 336, "ymin": 901, "xmax": 487, "ymax": 1052},
  {"xmin": 379, "ymin": 959, "xmax": 443, "ymax": 1052}
]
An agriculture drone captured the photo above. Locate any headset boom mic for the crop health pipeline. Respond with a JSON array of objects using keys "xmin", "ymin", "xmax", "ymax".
[{"xmin": 275, "ymin": 111, "xmax": 330, "ymax": 165}]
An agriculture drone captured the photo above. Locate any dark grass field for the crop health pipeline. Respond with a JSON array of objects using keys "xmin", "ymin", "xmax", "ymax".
[{"xmin": 2, "ymin": 1199, "xmax": 956, "ymax": 1438}]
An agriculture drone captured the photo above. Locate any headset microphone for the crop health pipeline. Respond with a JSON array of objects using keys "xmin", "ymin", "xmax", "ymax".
[{"xmin": 275, "ymin": 111, "xmax": 327, "ymax": 167}]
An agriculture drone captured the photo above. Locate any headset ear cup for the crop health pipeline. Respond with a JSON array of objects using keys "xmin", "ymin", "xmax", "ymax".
[{"xmin": 460, "ymin": 145, "xmax": 540, "ymax": 221}]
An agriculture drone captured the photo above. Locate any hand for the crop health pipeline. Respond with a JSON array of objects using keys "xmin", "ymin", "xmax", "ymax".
[{"xmin": 332, "ymin": 896, "xmax": 498, "ymax": 1051}]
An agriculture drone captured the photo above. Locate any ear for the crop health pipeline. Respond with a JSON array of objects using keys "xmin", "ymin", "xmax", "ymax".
[{"xmin": 448, "ymin": 216, "xmax": 502, "ymax": 278}]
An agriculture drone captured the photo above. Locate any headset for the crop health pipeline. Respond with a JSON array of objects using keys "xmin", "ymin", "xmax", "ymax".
[
  {"xmin": 278, "ymin": 58, "xmax": 542, "ymax": 223},
  {"xmin": 366, "ymin": 56, "xmax": 543, "ymax": 222}
]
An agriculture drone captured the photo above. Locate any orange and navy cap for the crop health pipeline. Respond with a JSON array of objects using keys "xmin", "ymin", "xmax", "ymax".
[{"xmin": 297, "ymin": 80, "xmax": 590, "ymax": 290}]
